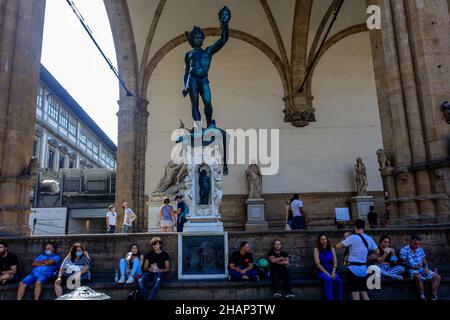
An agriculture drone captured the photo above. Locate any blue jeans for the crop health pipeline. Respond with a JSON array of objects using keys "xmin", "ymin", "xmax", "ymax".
[
  {"xmin": 107, "ymin": 225, "xmax": 116, "ymax": 233},
  {"xmin": 119, "ymin": 258, "xmax": 142, "ymax": 279},
  {"xmin": 317, "ymin": 271, "xmax": 343, "ymax": 301},
  {"xmin": 177, "ymin": 216, "xmax": 187, "ymax": 232},
  {"xmin": 228, "ymin": 268, "xmax": 258, "ymax": 281},
  {"xmin": 139, "ymin": 272, "xmax": 164, "ymax": 300},
  {"xmin": 292, "ymin": 216, "xmax": 307, "ymax": 230}
]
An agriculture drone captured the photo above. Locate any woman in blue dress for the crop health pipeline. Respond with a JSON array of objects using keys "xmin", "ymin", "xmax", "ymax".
[{"xmin": 313, "ymin": 233, "xmax": 343, "ymax": 300}]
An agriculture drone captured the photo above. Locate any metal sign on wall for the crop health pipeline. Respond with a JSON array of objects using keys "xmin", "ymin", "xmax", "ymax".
[{"xmin": 29, "ymin": 207, "xmax": 68, "ymax": 235}]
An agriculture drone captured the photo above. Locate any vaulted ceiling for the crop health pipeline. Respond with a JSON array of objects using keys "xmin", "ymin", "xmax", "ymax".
[{"xmin": 106, "ymin": 0, "xmax": 369, "ymax": 99}]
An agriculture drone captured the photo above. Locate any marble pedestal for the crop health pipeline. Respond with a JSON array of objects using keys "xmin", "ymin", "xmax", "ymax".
[
  {"xmin": 245, "ymin": 198, "xmax": 268, "ymax": 232},
  {"xmin": 183, "ymin": 217, "xmax": 224, "ymax": 232},
  {"xmin": 349, "ymin": 196, "xmax": 374, "ymax": 221}
]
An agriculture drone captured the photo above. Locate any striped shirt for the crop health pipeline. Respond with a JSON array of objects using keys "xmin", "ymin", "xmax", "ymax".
[
  {"xmin": 61, "ymin": 254, "xmax": 91, "ymax": 280},
  {"xmin": 399, "ymin": 245, "xmax": 425, "ymax": 268}
]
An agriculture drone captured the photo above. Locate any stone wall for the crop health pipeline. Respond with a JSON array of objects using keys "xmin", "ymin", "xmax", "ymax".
[
  {"xmin": 221, "ymin": 191, "xmax": 384, "ymax": 230},
  {"xmin": 3, "ymin": 228, "xmax": 449, "ymax": 280}
]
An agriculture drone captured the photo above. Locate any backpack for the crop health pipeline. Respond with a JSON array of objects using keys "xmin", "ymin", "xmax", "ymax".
[
  {"xmin": 182, "ymin": 202, "xmax": 189, "ymax": 218},
  {"xmin": 254, "ymin": 258, "xmax": 270, "ymax": 279}
]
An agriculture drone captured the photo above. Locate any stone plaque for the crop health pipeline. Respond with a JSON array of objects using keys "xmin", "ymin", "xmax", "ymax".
[{"xmin": 250, "ymin": 207, "xmax": 262, "ymax": 218}]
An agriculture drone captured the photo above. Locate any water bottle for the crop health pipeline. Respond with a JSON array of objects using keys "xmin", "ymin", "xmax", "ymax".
[{"xmin": 114, "ymin": 270, "xmax": 119, "ymax": 283}]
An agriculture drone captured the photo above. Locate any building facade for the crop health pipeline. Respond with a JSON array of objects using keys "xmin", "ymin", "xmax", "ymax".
[{"xmin": 34, "ymin": 65, "xmax": 117, "ymax": 175}]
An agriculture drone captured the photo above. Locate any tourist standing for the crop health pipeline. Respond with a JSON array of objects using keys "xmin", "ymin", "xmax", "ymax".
[
  {"xmin": 0, "ymin": 241, "xmax": 18, "ymax": 285},
  {"xmin": 106, "ymin": 205, "xmax": 117, "ymax": 233},
  {"xmin": 122, "ymin": 202, "xmax": 137, "ymax": 233},
  {"xmin": 336, "ymin": 219, "xmax": 379, "ymax": 300},
  {"xmin": 118, "ymin": 243, "xmax": 144, "ymax": 284},
  {"xmin": 175, "ymin": 195, "xmax": 188, "ymax": 232},
  {"xmin": 268, "ymin": 239, "xmax": 294, "ymax": 299},
  {"xmin": 313, "ymin": 233, "xmax": 343, "ymax": 301},
  {"xmin": 228, "ymin": 241, "xmax": 258, "ymax": 281},
  {"xmin": 159, "ymin": 197, "xmax": 176, "ymax": 232},
  {"xmin": 139, "ymin": 237, "xmax": 170, "ymax": 300},
  {"xmin": 54, "ymin": 243, "xmax": 91, "ymax": 298},
  {"xmin": 290, "ymin": 194, "xmax": 308, "ymax": 230},
  {"xmin": 399, "ymin": 235, "xmax": 441, "ymax": 300},
  {"xmin": 367, "ymin": 206, "xmax": 378, "ymax": 228},
  {"xmin": 17, "ymin": 242, "xmax": 61, "ymax": 300},
  {"xmin": 376, "ymin": 235, "xmax": 405, "ymax": 280},
  {"xmin": 285, "ymin": 199, "xmax": 293, "ymax": 230}
]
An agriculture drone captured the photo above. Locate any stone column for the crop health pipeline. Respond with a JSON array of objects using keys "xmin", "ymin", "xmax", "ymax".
[
  {"xmin": 368, "ymin": 0, "xmax": 450, "ymax": 225},
  {"xmin": 367, "ymin": 0, "xmax": 418, "ymax": 224},
  {"xmin": 115, "ymin": 96, "xmax": 148, "ymax": 232},
  {"xmin": 0, "ymin": 0, "xmax": 46, "ymax": 235},
  {"xmin": 403, "ymin": 0, "xmax": 450, "ymax": 224},
  {"xmin": 390, "ymin": 0, "xmax": 436, "ymax": 223}
]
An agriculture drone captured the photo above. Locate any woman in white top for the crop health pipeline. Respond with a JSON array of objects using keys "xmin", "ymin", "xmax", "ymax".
[{"xmin": 106, "ymin": 205, "xmax": 117, "ymax": 233}]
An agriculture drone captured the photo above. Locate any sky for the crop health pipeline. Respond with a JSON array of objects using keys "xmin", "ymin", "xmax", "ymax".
[{"xmin": 41, "ymin": 0, "xmax": 119, "ymax": 144}]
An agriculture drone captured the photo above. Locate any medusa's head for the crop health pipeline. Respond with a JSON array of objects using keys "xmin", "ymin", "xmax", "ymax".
[{"xmin": 186, "ymin": 26, "xmax": 205, "ymax": 48}]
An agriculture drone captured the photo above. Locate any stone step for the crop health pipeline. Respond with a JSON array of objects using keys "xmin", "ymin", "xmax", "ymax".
[{"xmin": 3, "ymin": 276, "xmax": 449, "ymax": 300}]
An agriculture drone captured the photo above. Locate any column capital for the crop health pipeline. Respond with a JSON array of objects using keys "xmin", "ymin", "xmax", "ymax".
[{"xmin": 117, "ymin": 96, "xmax": 149, "ymax": 117}]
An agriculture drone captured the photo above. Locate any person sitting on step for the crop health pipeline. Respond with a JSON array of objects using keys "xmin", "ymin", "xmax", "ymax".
[
  {"xmin": 268, "ymin": 239, "xmax": 295, "ymax": 299},
  {"xmin": 314, "ymin": 233, "xmax": 343, "ymax": 301},
  {"xmin": 399, "ymin": 234, "xmax": 441, "ymax": 300},
  {"xmin": 17, "ymin": 242, "xmax": 61, "ymax": 300},
  {"xmin": 0, "ymin": 241, "xmax": 19, "ymax": 286},
  {"xmin": 139, "ymin": 237, "xmax": 170, "ymax": 300},
  {"xmin": 376, "ymin": 235, "xmax": 405, "ymax": 280},
  {"xmin": 228, "ymin": 241, "xmax": 258, "ymax": 281},
  {"xmin": 118, "ymin": 243, "xmax": 144, "ymax": 284}
]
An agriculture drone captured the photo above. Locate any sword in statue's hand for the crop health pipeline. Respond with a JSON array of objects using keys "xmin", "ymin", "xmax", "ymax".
[{"xmin": 182, "ymin": 73, "xmax": 190, "ymax": 97}]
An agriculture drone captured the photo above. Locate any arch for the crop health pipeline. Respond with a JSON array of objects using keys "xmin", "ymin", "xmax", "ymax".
[
  {"xmin": 104, "ymin": 0, "xmax": 139, "ymax": 98},
  {"xmin": 141, "ymin": 28, "xmax": 289, "ymax": 99},
  {"xmin": 306, "ymin": 24, "xmax": 368, "ymax": 96}
]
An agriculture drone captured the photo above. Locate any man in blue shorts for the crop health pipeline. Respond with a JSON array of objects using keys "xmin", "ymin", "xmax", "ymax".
[
  {"xmin": 17, "ymin": 243, "xmax": 61, "ymax": 300},
  {"xmin": 399, "ymin": 235, "xmax": 441, "ymax": 300}
]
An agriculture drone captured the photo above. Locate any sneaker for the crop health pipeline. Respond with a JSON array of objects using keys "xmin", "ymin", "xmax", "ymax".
[
  {"xmin": 420, "ymin": 294, "xmax": 426, "ymax": 301},
  {"xmin": 126, "ymin": 277, "xmax": 135, "ymax": 284},
  {"xmin": 285, "ymin": 292, "xmax": 296, "ymax": 299},
  {"xmin": 254, "ymin": 276, "xmax": 260, "ymax": 282},
  {"xmin": 273, "ymin": 292, "xmax": 282, "ymax": 298},
  {"xmin": 430, "ymin": 294, "xmax": 438, "ymax": 301},
  {"xmin": 118, "ymin": 277, "xmax": 126, "ymax": 284}
]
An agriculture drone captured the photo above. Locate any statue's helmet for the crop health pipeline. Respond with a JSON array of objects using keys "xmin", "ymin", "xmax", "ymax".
[{"xmin": 190, "ymin": 26, "xmax": 205, "ymax": 40}]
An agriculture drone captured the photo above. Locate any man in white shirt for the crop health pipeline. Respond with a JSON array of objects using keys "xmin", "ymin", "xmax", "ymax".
[
  {"xmin": 290, "ymin": 194, "xmax": 308, "ymax": 230},
  {"xmin": 106, "ymin": 205, "xmax": 117, "ymax": 233},
  {"xmin": 336, "ymin": 219, "xmax": 379, "ymax": 300},
  {"xmin": 122, "ymin": 202, "xmax": 137, "ymax": 233}
]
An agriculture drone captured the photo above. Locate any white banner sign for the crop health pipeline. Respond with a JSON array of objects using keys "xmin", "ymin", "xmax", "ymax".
[
  {"xmin": 335, "ymin": 207, "xmax": 350, "ymax": 222},
  {"xmin": 29, "ymin": 207, "xmax": 68, "ymax": 235}
]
